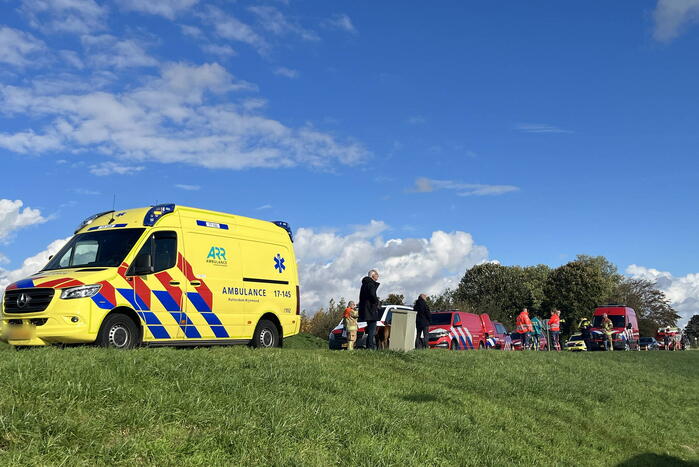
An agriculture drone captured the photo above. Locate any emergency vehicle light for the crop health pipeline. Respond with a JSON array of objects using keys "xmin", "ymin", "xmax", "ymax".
[
  {"xmin": 75, "ymin": 210, "xmax": 115, "ymax": 233},
  {"xmin": 144, "ymin": 204, "xmax": 176, "ymax": 226},
  {"xmin": 272, "ymin": 221, "xmax": 294, "ymax": 242}
]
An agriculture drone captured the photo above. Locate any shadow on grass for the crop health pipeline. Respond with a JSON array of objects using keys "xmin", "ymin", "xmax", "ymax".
[
  {"xmin": 399, "ymin": 392, "xmax": 439, "ymax": 403},
  {"xmin": 616, "ymin": 453, "xmax": 699, "ymax": 467}
]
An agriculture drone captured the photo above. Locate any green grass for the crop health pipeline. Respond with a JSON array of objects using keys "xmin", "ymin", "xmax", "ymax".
[
  {"xmin": 0, "ymin": 345, "xmax": 697, "ymax": 466},
  {"xmin": 283, "ymin": 333, "xmax": 327, "ymax": 349}
]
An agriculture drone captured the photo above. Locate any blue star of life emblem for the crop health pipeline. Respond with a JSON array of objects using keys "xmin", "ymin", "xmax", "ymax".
[{"xmin": 274, "ymin": 254, "xmax": 286, "ymax": 273}]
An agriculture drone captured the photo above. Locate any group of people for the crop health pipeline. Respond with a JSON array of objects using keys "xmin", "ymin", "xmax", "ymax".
[
  {"xmin": 515, "ymin": 308, "xmax": 563, "ymax": 351},
  {"xmin": 341, "ymin": 269, "xmax": 432, "ymax": 350}
]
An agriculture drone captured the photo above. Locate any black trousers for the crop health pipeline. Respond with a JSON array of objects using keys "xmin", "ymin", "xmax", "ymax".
[{"xmin": 416, "ymin": 322, "xmax": 429, "ymax": 349}]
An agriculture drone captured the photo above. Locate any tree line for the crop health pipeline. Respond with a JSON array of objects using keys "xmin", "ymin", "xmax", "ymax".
[{"xmin": 301, "ymin": 255, "xmax": 682, "ymax": 340}]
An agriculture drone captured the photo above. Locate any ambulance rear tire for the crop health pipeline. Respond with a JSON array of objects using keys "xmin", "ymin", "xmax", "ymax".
[
  {"xmin": 252, "ymin": 319, "xmax": 280, "ymax": 348},
  {"xmin": 97, "ymin": 313, "xmax": 140, "ymax": 349}
]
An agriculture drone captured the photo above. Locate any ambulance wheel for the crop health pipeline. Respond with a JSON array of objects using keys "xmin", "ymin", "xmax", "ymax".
[
  {"xmin": 252, "ymin": 319, "xmax": 280, "ymax": 348},
  {"xmin": 449, "ymin": 339, "xmax": 458, "ymax": 350},
  {"xmin": 97, "ymin": 313, "xmax": 140, "ymax": 349}
]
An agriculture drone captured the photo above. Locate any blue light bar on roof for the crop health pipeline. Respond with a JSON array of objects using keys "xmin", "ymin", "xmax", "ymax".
[
  {"xmin": 272, "ymin": 221, "xmax": 293, "ymax": 242},
  {"xmin": 144, "ymin": 204, "xmax": 176, "ymax": 226},
  {"xmin": 74, "ymin": 210, "xmax": 114, "ymax": 233}
]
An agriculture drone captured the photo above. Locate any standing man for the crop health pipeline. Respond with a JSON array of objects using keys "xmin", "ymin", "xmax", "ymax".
[
  {"xmin": 358, "ymin": 269, "xmax": 381, "ymax": 350},
  {"xmin": 601, "ymin": 313, "xmax": 614, "ymax": 351},
  {"xmin": 413, "ymin": 293, "xmax": 431, "ymax": 349},
  {"xmin": 515, "ymin": 308, "xmax": 533, "ymax": 350},
  {"xmin": 579, "ymin": 317, "xmax": 592, "ymax": 350},
  {"xmin": 548, "ymin": 309, "xmax": 562, "ymax": 351},
  {"xmin": 343, "ymin": 301, "xmax": 359, "ymax": 350}
]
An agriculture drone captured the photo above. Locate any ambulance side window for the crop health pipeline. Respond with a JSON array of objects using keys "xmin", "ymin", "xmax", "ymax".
[{"xmin": 134, "ymin": 231, "xmax": 177, "ymax": 274}]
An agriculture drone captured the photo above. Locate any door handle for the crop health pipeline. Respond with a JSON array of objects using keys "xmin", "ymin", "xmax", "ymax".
[
  {"xmin": 169, "ymin": 281, "xmax": 180, "ymax": 286},
  {"xmin": 190, "ymin": 281, "xmax": 201, "ymax": 287}
]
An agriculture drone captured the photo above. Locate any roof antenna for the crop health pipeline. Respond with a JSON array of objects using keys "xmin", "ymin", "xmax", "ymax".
[{"xmin": 107, "ymin": 194, "xmax": 117, "ymax": 224}]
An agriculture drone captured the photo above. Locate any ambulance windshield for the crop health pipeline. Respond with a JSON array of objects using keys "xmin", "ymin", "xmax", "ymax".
[{"xmin": 43, "ymin": 228, "xmax": 145, "ymax": 271}]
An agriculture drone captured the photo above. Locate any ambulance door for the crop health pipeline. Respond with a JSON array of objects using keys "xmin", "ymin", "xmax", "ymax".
[
  {"xmin": 180, "ymin": 231, "xmax": 244, "ymax": 339},
  {"xmin": 129, "ymin": 229, "xmax": 188, "ymax": 340},
  {"xmin": 239, "ymin": 240, "xmax": 294, "ymax": 338}
]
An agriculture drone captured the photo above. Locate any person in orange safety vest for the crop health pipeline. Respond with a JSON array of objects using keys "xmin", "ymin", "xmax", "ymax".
[
  {"xmin": 548, "ymin": 309, "xmax": 562, "ymax": 351},
  {"xmin": 515, "ymin": 308, "xmax": 533, "ymax": 350}
]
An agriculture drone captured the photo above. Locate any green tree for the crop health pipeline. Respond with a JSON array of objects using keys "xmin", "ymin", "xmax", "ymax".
[
  {"xmin": 300, "ymin": 298, "xmax": 346, "ymax": 339},
  {"xmin": 383, "ymin": 293, "xmax": 405, "ymax": 305},
  {"xmin": 543, "ymin": 255, "xmax": 620, "ymax": 333},
  {"xmin": 685, "ymin": 315, "xmax": 699, "ymax": 340}
]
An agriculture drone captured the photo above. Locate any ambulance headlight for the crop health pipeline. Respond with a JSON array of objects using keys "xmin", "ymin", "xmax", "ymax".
[{"xmin": 61, "ymin": 284, "xmax": 102, "ymax": 300}]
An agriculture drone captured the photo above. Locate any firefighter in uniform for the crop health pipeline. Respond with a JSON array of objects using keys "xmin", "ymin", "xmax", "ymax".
[
  {"xmin": 515, "ymin": 308, "xmax": 533, "ymax": 350},
  {"xmin": 343, "ymin": 301, "xmax": 359, "ymax": 350},
  {"xmin": 601, "ymin": 313, "xmax": 614, "ymax": 351},
  {"xmin": 579, "ymin": 317, "xmax": 592, "ymax": 349}
]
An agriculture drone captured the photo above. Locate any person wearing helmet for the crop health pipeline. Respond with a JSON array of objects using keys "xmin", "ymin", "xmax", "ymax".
[
  {"xmin": 579, "ymin": 317, "xmax": 592, "ymax": 350},
  {"xmin": 601, "ymin": 313, "xmax": 614, "ymax": 351}
]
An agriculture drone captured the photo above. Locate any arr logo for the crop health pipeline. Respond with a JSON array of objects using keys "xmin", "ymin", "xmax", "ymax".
[{"xmin": 206, "ymin": 246, "xmax": 228, "ymax": 266}]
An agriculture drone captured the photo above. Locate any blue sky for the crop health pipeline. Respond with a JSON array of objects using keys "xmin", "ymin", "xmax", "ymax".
[{"xmin": 0, "ymin": 0, "xmax": 698, "ymax": 322}]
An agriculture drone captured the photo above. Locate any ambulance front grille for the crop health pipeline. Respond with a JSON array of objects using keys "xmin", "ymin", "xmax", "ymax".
[{"xmin": 3, "ymin": 288, "xmax": 55, "ymax": 314}]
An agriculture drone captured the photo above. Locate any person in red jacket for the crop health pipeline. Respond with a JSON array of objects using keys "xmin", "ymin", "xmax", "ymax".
[
  {"xmin": 548, "ymin": 309, "xmax": 562, "ymax": 351},
  {"xmin": 515, "ymin": 308, "xmax": 533, "ymax": 350}
]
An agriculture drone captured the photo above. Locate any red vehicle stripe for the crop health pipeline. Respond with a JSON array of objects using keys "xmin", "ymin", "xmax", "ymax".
[
  {"xmin": 35, "ymin": 278, "xmax": 74, "ymax": 288},
  {"xmin": 58, "ymin": 279, "xmax": 85, "ymax": 288},
  {"xmin": 117, "ymin": 262, "xmax": 152, "ymax": 309},
  {"xmin": 154, "ymin": 271, "xmax": 183, "ymax": 305},
  {"xmin": 176, "ymin": 253, "xmax": 213, "ymax": 309},
  {"xmin": 98, "ymin": 280, "xmax": 117, "ymax": 306}
]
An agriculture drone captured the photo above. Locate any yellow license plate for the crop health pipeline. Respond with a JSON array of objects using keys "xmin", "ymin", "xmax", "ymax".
[{"xmin": 8, "ymin": 326, "xmax": 35, "ymax": 340}]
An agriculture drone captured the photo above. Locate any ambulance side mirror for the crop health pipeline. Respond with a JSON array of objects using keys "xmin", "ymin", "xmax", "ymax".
[{"xmin": 133, "ymin": 254, "xmax": 154, "ymax": 276}]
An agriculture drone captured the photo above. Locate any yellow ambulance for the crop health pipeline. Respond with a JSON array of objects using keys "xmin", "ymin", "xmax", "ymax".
[{"xmin": 1, "ymin": 204, "xmax": 300, "ymax": 349}]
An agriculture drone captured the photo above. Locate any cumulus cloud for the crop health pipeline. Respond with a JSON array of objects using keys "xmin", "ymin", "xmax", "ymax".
[
  {"xmin": 296, "ymin": 221, "xmax": 489, "ymax": 311},
  {"xmin": 323, "ymin": 13, "xmax": 357, "ymax": 34},
  {"xmin": 653, "ymin": 0, "xmax": 699, "ymax": 42},
  {"xmin": 119, "ymin": 0, "xmax": 199, "ymax": 20},
  {"xmin": 0, "ymin": 238, "xmax": 70, "ymax": 299},
  {"xmin": 412, "ymin": 178, "xmax": 519, "ymax": 197},
  {"xmin": 626, "ymin": 265, "xmax": 699, "ymax": 327},
  {"xmin": 81, "ymin": 35, "xmax": 158, "ymax": 69},
  {"xmin": 0, "ymin": 62, "xmax": 367, "ymax": 170},
  {"xmin": 0, "ymin": 26, "xmax": 46, "ymax": 67},
  {"xmin": 89, "ymin": 162, "xmax": 145, "ymax": 176},
  {"xmin": 20, "ymin": 0, "xmax": 108, "ymax": 35},
  {"xmin": 0, "ymin": 199, "xmax": 47, "ymax": 243}
]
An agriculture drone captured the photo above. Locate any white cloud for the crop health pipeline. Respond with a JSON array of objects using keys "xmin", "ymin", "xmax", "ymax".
[
  {"xmin": 81, "ymin": 35, "xmax": 158, "ymax": 69},
  {"xmin": 323, "ymin": 13, "xmax": 357, "ymax": 34},
  {"xmin": 20, "ymin": 0, "xmax": 108, "ymax": 35},
  {"xmin": 200, "ymin": 7, "xmax": 268, "ymax": 53},
  {"xmin": 0, "ymin": 238, "xmax": 71, "ymax": 298},
  {"xmin": 59, "ymin": 49, "xmax": 85, "ymax": 69},
  {"xmin": 407, "ymin": 115, "xmax": 426, "ymax": 125},
  {"xmin": 274, "ymin": 67, "xmax": 299, "ymax": 78},
  {"xmin": 626, "ymin": 265, "xmax": 698, "ymax": 327},
  {"xmin": 202, "ymin": 44, "xmax": 236, "ymax": 58},
  {"xmin": 0, "ymin": 199, "xmax": 47, "ymax": 243},
  {"xmin": 0, "ymin": 27, "xmax": 46, "ymax": 67},
  {"xmin": 412, "ymin": 178, "xmax": 519, "ymax": 197},
  {"xmin": 514, "ymin": 123, "xmax": 572, "ymax": 134},
  {"xmin": 256, "ymin": 204, "xmax": 272, "ymax": 210},
  {"xmin": 174, "ymin": 184, "xmax": 200, "ymax": 191},
  {"xmin": 119, "ymin": 0, "xmax": 199, "ymax": 20},
  {"xmin": 653, "ymin": 0, "xmax": 699, "ymax": 42},
  {"xmin": 89, "ymin": 162, "xmax": 145, "ymax": 176},
  {"xmin": 296, "ymin": 221, "xmax": 489, "ymax": 311},
  {"xmin": 0, "ymin": 62, "xmax": 367, "ymax": 170},
  {"xmin": 248, "ymin": 6, "xmax": 319, "ymax": 41}
]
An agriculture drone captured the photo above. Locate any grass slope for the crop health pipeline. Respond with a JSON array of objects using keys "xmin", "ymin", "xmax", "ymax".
[{"xmin": 0, "ymin": 346, "xmax": 696, "ymax": 466}]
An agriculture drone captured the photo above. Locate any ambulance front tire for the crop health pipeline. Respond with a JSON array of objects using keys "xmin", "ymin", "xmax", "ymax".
[
  {"xmin": 96, "ymin": 313, "xmax": 141, "ymax": 349},
  {"xmin": 251, "ymin": 319, "xmax": 280, "ymax": 348}
]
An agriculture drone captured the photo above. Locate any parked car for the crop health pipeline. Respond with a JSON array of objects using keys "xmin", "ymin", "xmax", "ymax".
[
  {"xmin": 639, "ymin": 337, "xmax": 659, "ymax": 351},
  {"xmin": 428, "ymin": 310, "xmax": 489, "ymax": 350},
  {"xmin": 492, "ymin": 321, "xmax": 510, "ymax": 349},
  {"xmin": 590, "ymin": 305, "xmax": 640, "ymax": 351},
  {"xmin": 565, "ymin": 333, "xmax": 587, "ymax": 352},
  {"xmin": 328, "ymin": 305, "xmax": 413, "ymax": 350},
  {"xmin": 509, "ymin": 331, "xmax": 548, "ymax": 351}
]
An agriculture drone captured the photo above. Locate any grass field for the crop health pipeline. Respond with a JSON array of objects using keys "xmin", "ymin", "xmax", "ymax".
[{"xmin": 0, "ymin": 336, "xmax": 697, "ymax": 466}]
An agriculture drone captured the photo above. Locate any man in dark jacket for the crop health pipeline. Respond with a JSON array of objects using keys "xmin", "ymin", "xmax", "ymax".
[
  {"xmin": 414, "ymin": 294, "xmax": 431, "ymax": 349},
  {"xmin": 358, "ymin": 269, "xmax": 380, "ymax": 350}
]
